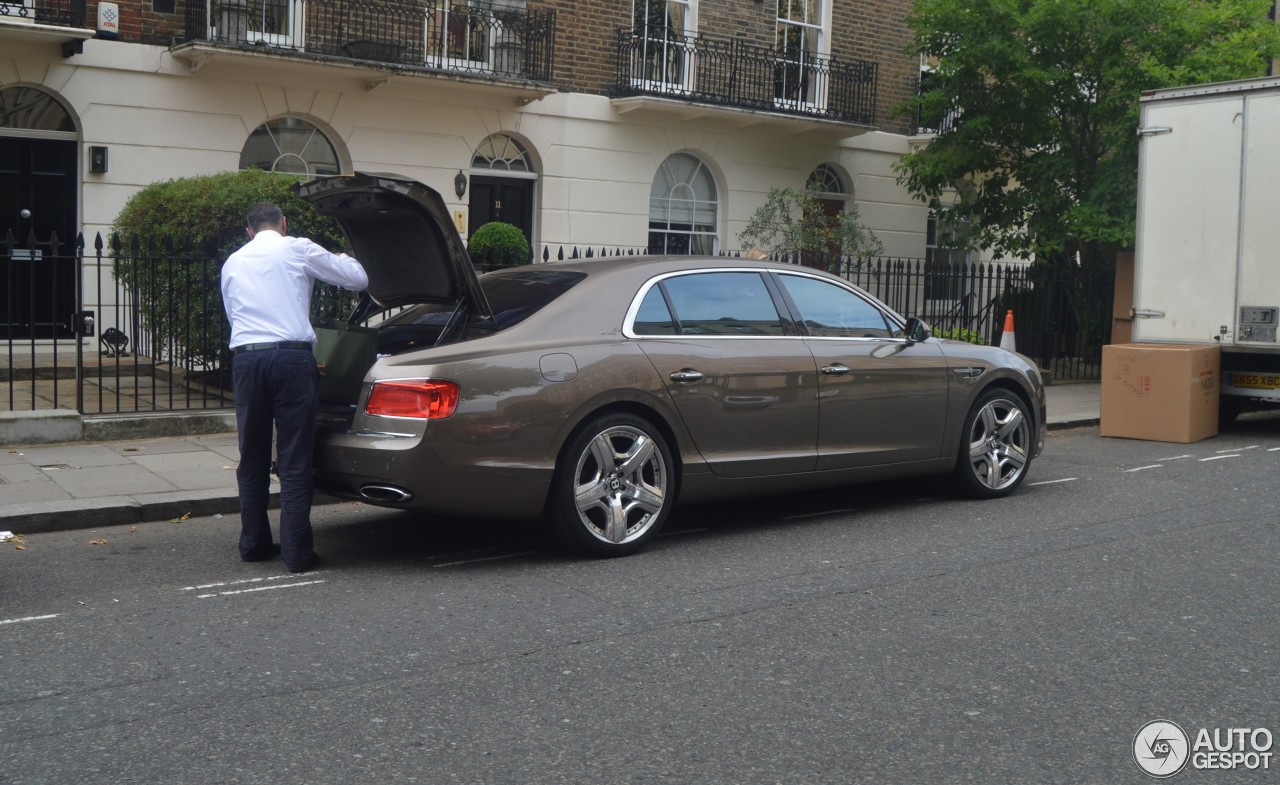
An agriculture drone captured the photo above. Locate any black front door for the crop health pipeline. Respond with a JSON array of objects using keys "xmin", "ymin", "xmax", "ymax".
[
  {"xmin": 468, "ymin": 175, "xmax": 534, "ymax": 256},
  {"xmin": 0, "ymin": 136, "xmax": 78, "ymax": 338}
]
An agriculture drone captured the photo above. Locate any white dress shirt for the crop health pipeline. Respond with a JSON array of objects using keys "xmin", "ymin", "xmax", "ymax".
[{"xmin": 221, "ymin": 229, "xmax": 368, "ymax": 349}]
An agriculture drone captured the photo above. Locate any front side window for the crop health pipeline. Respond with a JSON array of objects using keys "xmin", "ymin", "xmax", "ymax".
[
  {"xmin": 779, "ymin": 274, "xmax": 893, "ymax": 338},
  {"xmin": 631, "ymin": 0, "xmax": 692, "ymax": 89},
  {"xmin": 649, "ymin": 153, "xmax": 718, "ymax": 255},
  {"xmin": 240, "ymin": 117, "xmax": 341, "ymax": 175},
  {"xmin": 775, "ymin": 0, "xmax": 824, "ymax": 108}
]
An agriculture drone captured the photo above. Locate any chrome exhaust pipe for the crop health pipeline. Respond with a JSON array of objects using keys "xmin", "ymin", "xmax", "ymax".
[{"xmin": 360, "ymin": 484, "xmax": 414, "ymax": 504}]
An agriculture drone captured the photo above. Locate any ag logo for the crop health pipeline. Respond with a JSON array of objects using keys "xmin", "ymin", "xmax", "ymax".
[{"xmin": 1134, "ymin": 720, "xmax": 1190, "ymax": 777}]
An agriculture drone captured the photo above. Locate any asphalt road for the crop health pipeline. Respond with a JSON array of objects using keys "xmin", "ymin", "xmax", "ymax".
[{"xmin": 2, "ymin": 417, "xmax": 1278, "ymax": 784}]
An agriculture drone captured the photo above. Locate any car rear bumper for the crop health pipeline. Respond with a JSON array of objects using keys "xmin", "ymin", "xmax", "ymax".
[{"xmin": 313, "ymin": 428, "xmax": 551, "ymax": 519}]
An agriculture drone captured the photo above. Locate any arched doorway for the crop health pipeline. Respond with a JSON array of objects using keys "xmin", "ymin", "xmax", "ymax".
[
  {"xmin": 0, "ymin": 85, "xmax": 79, "ymax": 338},
  {"xmin": 467, "ymin": 134, "xmax": 536, "ymax": 256}
]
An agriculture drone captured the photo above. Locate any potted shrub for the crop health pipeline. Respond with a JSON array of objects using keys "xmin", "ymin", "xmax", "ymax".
[{"xmin": 468, "ymin": 221, "xmax": 530, "ymax": 267}]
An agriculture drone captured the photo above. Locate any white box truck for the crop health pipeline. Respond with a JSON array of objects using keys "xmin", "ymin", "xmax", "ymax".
[{"xmin": 1133, "ymin": 76, "xmax": 1280, "ymax": 418}]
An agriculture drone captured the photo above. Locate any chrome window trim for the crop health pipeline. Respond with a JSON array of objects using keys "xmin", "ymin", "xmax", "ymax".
[{"xmin": 622, "ymin": 267, "xmax": 910, "ymax": 341}]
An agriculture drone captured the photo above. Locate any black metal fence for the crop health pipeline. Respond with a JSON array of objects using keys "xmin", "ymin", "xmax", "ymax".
[
  {"xmin": 181, "ymin": 0, "xmax": 556, "ymax": 81},
  {"xmin": 611, "ymin": 28, "xmax": 877, "ymax": 125},
  {"xmin": 2, "ymin": 234, "xmax": 1112, "ymax": 414}
]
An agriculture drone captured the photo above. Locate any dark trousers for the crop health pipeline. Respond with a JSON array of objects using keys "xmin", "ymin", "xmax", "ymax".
[{"xmin": 232, "ymin": 348, "xmax": 319, "ymax": 569}]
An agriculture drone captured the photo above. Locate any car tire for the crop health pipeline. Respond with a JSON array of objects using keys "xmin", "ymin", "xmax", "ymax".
[
  {"xmin": 953, "ymin": 388, "xmax": 1033, "ymax": 498},
  {"xmin": 546, "ymin": 412, "xmax": 675, "ymax": 557}
]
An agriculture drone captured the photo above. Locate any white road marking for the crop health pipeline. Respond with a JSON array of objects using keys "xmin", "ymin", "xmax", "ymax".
[
  {"xmin": 434, "ymin": 551, "xmax": 536, "ymax": 568},
  {"xmin": 1269, "ymin": 447, "xmax": 1280, "ymax": 452},
  {"xmin": 0, "ymin": 614, "xmax": 59, "ymax": 626},
  {"xmin": 197, "ymin": 580, "xmax": 326, "ymax": 599},
  {"xmin": 1157, "ymin": 454, "xmax": 1192, "ymax": 461},
  {"xmin": 1217, "ymin": 445, "xmax": 1258, "ymax": 453},
  {"xmin": 1029, "ymin": 477, "xmax": 1078, "ymax": 486},
  {"xmin": 182, "ymin": 573, "xmax": 324, "ymax": 592},
  {"xmin": 1124, "ymin": 465, "xmax": 1164, "ymax": 473},
  {"xmin": 1200, "ymin": 454, "xmax": 1241, "ymax": 462}
]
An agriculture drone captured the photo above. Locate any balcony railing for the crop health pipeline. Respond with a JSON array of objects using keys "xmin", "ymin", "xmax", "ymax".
[
  {"xmin": 611, "ymin": 28, "xmax": 877, "ymax": 126},
  {"xmin": 181, "ymin": 0, "xmax": 555, "ymax": 81},
  {"xmin": 0, "ymin": 0, "xmax": 86, "ymax": 28}
]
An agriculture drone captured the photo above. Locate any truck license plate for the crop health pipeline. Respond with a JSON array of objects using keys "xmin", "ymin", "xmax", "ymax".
[{"xmin": 1228, "ymin": 372, "xmax": 1280, "ymax": 389}]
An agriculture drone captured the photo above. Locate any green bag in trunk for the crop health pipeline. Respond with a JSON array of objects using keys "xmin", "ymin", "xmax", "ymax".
[{"xmin": 312, "ymin": 317, "xmax": 380, "ymax": 405}]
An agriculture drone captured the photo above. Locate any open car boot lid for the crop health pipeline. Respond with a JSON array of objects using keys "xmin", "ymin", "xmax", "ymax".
[{"xmin": 294, "ymin": 172, "xmax": 493, "ymax": 319}]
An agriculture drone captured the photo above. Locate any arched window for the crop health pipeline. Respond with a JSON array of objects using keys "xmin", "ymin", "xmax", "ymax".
[
  {"xmin": 807, "ymin": 162, "xmax": 848, "ymax": 219},
  {"xmin": 239, "ymin": 117, "xmax": 340, "ymax": 175},
  {"xmin": 0, "ymin": 86, "xmax": 75, "ymax": 133},
  {"xmin": 472, "ymin": 134, "xmax": 533, "ymax": 173},
  {"xmin": 649, "ymin": 152, "xmax": 717, "ymax": 255},
  {"xmin": 807, "ymin": 163, "xmax": 845, "ymax": 199}
]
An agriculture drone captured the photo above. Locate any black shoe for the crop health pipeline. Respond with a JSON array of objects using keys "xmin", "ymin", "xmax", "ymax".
[
  {"xmin": 241, "ymin": 543, "xmax": 282, "ymax": 562},
  {"xmin": 288, "ymin": 553, "xmax": 322, "ymax": 574}
]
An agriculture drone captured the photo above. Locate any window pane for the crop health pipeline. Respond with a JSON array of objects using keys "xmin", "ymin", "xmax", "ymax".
[
  {"xmin": 0, "ymin": 87, "xmax": 74, "ymax": 132},
  {"xmin": 780, "ymin": 275, "xmax": 891, "ymax": 338},
  {"xmin": 240, "ymin": 117, "xmax": 341, "ymax": 175},
  {"xmin": 662, "ymin": 273, "xmax": 784, "ymax": 336},
  {"xmin": 633, "ymin": 287, "xmax": 677, "ymax": 335},
  {"xmin": 649, "ymin": 152, "xmax": 718, "ymax": 255}
]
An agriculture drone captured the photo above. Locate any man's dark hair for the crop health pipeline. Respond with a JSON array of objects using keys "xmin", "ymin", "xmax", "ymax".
[{"xmin": 246, "ymin": 202, "xmax": 284, "ymax": 231}]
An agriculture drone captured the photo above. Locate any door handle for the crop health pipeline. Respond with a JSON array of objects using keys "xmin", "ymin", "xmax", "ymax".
[
  {"xmin": 821, "ymin": 364, "xmax": 852, "ymax": 376},
  {"xmin": 670, "ymin": 369, "xmax": 704, "ymax": 384}
]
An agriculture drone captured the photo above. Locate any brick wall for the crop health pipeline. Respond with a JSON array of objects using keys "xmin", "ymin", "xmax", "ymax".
[
  {"xmin": 86, "ymin": 0, "xmax": 919, "ymax": 133},
  {"xmin": 545, "ymin": 0, "xmax": 919, "ymax": 134}
]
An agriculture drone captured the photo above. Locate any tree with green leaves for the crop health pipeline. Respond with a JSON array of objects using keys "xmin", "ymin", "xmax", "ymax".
[
  {"xmin": 737, "ymin": 185, "xmax": 884, "ymax": 271},
  {"xmin": 895, "ymin": 0, "xmax": 1280, "ymax": 272}
]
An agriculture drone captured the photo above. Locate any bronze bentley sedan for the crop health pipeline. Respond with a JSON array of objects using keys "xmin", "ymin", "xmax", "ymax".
[{"xmin": 298, "ymin": 173, "xmax": 1046, "ymax": 557}]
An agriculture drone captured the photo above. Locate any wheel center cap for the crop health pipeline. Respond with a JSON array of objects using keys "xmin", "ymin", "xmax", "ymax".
[{"xmin": 608, "ymin": 475, "xmax": 623, "ymax": 493}]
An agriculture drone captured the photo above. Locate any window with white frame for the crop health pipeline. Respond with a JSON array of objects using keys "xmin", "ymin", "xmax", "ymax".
[
  {"xmin": 924, "ymin": 201, "xmax": 972, "ymax": 302},
  {"xmin": 207, "ymin": 0, "xmax": 301, "ymax": 47},
  {"xmin": 239, "ymin": 117, "xmax": 341, "ymax": 176},
  {"xmin": 649, "ymin": 153, "xmax": 718, "ymax": 255},
  {"xmin": 632, "ymin": 0, "xmax": 693, "ymax": 90},
  {"xmin": 472, "ymin": 134, "xmax": 533, "ymax": 172},
  {"xmin": 776, "ymin": 0, "xmax": 825, "ymax": 109}
]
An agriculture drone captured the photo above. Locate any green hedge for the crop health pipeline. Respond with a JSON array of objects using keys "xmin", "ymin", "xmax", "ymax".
[
  {"xmin": 933, "ymin": 326, "xmax": 987, "ymax": 345},
  {"xmin": 468, "ymin": 221, "xmax": 530, "ymax": 266},
  {"xmin": 111, "ymin": 169, "xmax": 346, "ymax": 369}
]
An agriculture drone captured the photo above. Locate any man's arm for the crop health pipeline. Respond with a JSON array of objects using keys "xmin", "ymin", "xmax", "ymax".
[{"xmin": 299, "ymin": 238, "xmax": 369, "ymax": 292}]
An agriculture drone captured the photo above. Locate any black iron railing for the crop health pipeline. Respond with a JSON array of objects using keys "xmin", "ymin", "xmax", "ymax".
[
  {"xmin": 181, "ymin": 0, "xmax": 555, "ymax": 81},
  {"xmin": 2, "ymin": 234, "xmax": 1113, "ymax": 414},
  {"xmin": 0, "ymin": 0, "xmax": 86, "ymax": 27},
  {"xmin": 611, "ymin": 28, "xmax": 877, "ymax": 126}
]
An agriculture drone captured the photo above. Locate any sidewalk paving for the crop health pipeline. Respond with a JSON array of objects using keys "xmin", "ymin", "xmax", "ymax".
[{"xmin": 0, "ymin": 383, "xmax": 1101, "ymax": 536}]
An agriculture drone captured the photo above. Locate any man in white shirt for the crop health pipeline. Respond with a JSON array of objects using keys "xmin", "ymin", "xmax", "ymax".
[{"xmin": 221, "ymin": 202, "xmax": 368, "ymax": 573}]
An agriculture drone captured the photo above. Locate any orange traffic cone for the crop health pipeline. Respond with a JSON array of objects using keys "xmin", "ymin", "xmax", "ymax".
[{"xmin": 999, "ymin": 310, "xmax": 1017, "ymax": 352}]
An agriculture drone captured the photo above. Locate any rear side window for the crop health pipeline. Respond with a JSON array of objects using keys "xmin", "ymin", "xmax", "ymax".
[
  {"xmin": 634, "ymin": 288, "xmax": 678, "ymax": 335},
  {"xmin": 381, "ymin": 268, "xmax": 586, "ymax": 332},
  {"xmin": 658, "ymin": 272, "xmax": 785, "ymax": 336},
  {"xmin": 778, "ymin": 274, "xmax": 893, "ymax": 338}
]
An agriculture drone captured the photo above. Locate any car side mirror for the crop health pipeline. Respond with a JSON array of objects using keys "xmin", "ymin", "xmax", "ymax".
[{"xmin": 903, "ymin": 317, "xmax": 930, "ymax": 345}]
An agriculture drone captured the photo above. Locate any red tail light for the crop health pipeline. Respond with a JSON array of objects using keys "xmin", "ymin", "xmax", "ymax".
[{"xmin": 365, "ymin": 380, "xmax": 459, "ymax": 419}]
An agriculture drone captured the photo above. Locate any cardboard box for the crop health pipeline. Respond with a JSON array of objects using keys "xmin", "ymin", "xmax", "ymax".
[{"xmin": 1101, "ymin": 343, "xmax": 1220, "ymax": 443}]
